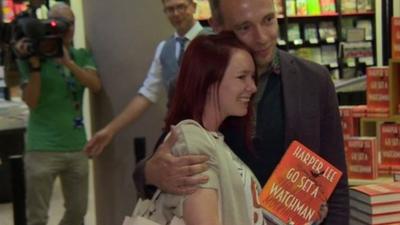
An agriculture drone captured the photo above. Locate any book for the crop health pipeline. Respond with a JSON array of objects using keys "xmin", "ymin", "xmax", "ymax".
[
  {"xmin": 367, "ymin": 67, "xmax": 390, "ymax": 112},
  {"xmin": 259, "ymin": 141, "xmax": 343, "ymax": 225},
  {"xmin": 357, "ymin": 20, "xmax": 373, "ymax": 41},
  {"xmin": 350, "ymin": 198, "xmax": 400, "ymax": 214},
  {"xmin": 307, "ymin": 0, "xmax": 321, "ymax": 15},
  {"xmin": 357, "ymin": 0, "xmax": 373, "ymax": 13},
  {"xmin": 346, "ymin": 28, "xmax": 366, "ymax": 42},
  {"xmin": 319, "ymin": 0, "xmax": 336, "ymax": 15},
  {"xmin": 318, "ymin": 21, "xmax": 337, "ymax": 40},
  {"xmin": 294, "ymin": 48, "xmax": 321, "ymax": 64},
  {"xmin": 342, "ymin": 41, "xmax": 373, "ymax": 58},
  {"xmin": 350, "ymin": 217, "xmax": 400, "ymax": 225},
  {"xmin": 341, "ymin": 0, "xmax": 357, "ymax": 13},
  {"xmin": 287, "ymin": 23, "xmax": 301, "ymax": 42},
  {"xmin": 379, "ymin": 165, "xmax": 400, "ymax": 176},
  {"xmin": 342, "ymin": 17, "xmax": 355, "ymax": 40},
  {"xmin": 286, "ymin": 0, "xmax": 296, "ymax": 16},
  {"xmin": 321, "ymin": 45, "xmax": 337, "ymax": 66},
  {"xmin": 350, "ymin": 183, "xmax": 400, "ymax": 204},
  {"xmin": 392, "ymin": 17, "xmax": 400, "ymax": 60},
  {"xmin": 380, "ymin": 123, "xmax": 400, "ymax": 165},
  {"xmin": 304, "ymin": 23, "xmax": 319, "ymax": 43},
  {"xmin": 350, "ymin": 208, "xmax": 400, "ymax": 224},
  {"xmin": 344, "ymin": 137, "xmax": 378, "ymax": 179},
  {"xmin": 296, "ymin": 0, "xmax": 308, "ymax": 16}
]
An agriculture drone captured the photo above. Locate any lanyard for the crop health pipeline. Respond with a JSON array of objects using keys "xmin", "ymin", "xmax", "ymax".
[{"xmin": 57, "ymin": 54, "xmax": 83, "ymax": 129}]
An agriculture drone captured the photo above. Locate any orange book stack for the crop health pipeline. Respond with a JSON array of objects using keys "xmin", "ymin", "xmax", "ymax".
[
  {"xmin": 350, "ymin": 183, "xmax": 400, "ymax": 225},
  {"xmin": 259, "ymin": 141, "xmax": 342, "ymax": 225},
  {"xmin": 345, "ymin": 137, "xmax": 379, "ymax": 180},
  {"xmin": 366, "ymin": 67, "xmax": 390, "ymax": 118}
]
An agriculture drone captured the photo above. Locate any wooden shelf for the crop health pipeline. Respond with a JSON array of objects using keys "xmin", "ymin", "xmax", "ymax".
[
  {"xmin": 286, "ymin": 13, "xmax": 338, "ymax": 19},
  {"xmin": 342, "ymin": 12, "xmax": 375, "ymax": 17}
]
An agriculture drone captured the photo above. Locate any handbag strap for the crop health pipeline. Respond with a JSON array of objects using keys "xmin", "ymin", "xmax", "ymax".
[{"xmin": 132, "ymin": 189, "xmax": 162, "ymax": 217}]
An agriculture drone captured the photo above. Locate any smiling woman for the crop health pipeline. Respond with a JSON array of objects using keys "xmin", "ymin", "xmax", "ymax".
[{"xmin": 135, "ymin": 32, "xmax": 266, "ymax": 225}]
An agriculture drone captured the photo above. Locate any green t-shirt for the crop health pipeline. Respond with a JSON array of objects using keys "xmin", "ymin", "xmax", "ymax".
[{"xmin": 18, "ymin": 48, "xmax": 97, "ymax": 152}]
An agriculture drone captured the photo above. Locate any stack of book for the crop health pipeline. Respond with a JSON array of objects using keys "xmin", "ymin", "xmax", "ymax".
[{"xmin": 350, "ymin": 183, "xmax": 400, "ymax": 224}]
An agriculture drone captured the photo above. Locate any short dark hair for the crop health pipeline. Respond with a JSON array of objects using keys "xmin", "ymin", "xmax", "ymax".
[{"xmin": 208, "ymin": 0, "xmax": 223, "ymax": 25}]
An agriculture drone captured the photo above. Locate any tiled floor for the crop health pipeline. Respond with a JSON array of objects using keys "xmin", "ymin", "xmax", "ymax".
[{"xmin": 0, "ymin": 161, "xmax": 96, "ymax": 225}]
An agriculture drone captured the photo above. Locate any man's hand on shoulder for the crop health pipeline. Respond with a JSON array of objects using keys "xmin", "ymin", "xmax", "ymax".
[{"xmin": 145, "ymin": 127, "xmax": 209, "ymax": 195}]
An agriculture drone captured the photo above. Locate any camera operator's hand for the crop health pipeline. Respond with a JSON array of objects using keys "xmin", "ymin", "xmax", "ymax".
[
  {"xmin": 14, "ymin": 37, "xmax": 32, "ymax": 58},
  {"xmin": 55, "ymin": 46, "xmax": 72, "ymax": 66},
  {"xmin": 28, "ymin": 56, "xmax": 41, "ymax": 71}
]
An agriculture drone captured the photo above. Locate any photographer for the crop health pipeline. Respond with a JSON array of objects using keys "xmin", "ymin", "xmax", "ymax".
[{"xmin": 14, "ymin": 3, "xmax": 101, "ymax": 225}]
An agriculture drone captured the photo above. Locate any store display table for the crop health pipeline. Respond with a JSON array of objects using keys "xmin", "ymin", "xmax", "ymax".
[{"xmin": 0, "ymin": 100, "xmax": 28, "ymax": 225}]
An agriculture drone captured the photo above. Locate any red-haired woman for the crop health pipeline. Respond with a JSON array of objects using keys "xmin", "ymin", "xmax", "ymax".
[{"xmin": 157, "ymin": 32, "xmax": 266, "ymax": 225}]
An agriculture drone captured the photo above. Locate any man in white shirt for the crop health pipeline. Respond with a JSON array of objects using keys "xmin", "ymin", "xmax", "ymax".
[{"xmin": 84, "ymin": 0, "xmax": 206, "ymax": 156}]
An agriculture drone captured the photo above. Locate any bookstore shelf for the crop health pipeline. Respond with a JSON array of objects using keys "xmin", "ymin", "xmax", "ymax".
[{"xmin": 276, "ymin": 0, "xmax": 376, "ymax": 80}]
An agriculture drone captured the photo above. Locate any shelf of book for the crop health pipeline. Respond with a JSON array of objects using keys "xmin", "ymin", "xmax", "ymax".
[{"xmin": 276, "ymin": 0, "xmax": 377, "ymax": 80}]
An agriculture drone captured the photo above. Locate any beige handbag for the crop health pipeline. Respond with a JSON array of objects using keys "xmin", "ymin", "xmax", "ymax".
[{"xmin": 122, "ymin": 190, "xmax": 185, "ymax": 225}]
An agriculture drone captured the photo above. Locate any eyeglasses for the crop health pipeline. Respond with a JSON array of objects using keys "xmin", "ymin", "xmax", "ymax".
[{"xmin": 163, "ymin": 3, "xmax": 188, "ymax": 15}]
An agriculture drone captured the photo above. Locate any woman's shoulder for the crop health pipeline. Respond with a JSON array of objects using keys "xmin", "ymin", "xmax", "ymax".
[{"xmin": 173, "ymin": 119, "xmax": 218, "ymax": 155}]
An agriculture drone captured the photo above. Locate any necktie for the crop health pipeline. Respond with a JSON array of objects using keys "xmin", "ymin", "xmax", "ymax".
[{"xmin": 176, "ymin": 37, "xmax": 187, "ymax": 65}]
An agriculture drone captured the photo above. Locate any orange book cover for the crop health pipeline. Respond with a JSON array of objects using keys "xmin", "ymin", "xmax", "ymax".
[
  {"xmin": 367, "ymin": 67, "xmax": 390, "ymax": 111},
  {"xmin": 345, "ymin": 137, "xmax": 378, "ymax": 179},
  {"xmin": 259, "ymin": 141, "xmax": 343, "ymax": 225},
  {"xmin": 380, "ymin": 123, "xmax": 400, "ymax": 165},
  {"xmin": 392, "ymin": 17, "xmax": 400, "ymax": 59}
]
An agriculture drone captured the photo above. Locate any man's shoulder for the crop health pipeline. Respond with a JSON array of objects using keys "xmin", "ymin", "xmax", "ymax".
[
  {"xmin": 279, "ymin": 49, "xmax": 330, "ymax": 79},
  {"xmin": 279, "ymin": 49, "xmax": 326, "ymax": 71}
]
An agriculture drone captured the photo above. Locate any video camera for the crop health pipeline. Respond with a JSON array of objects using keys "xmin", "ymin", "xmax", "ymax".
[{"xmin": 0, "ymin": 12, "xmax": 71, "ymax": 59}]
